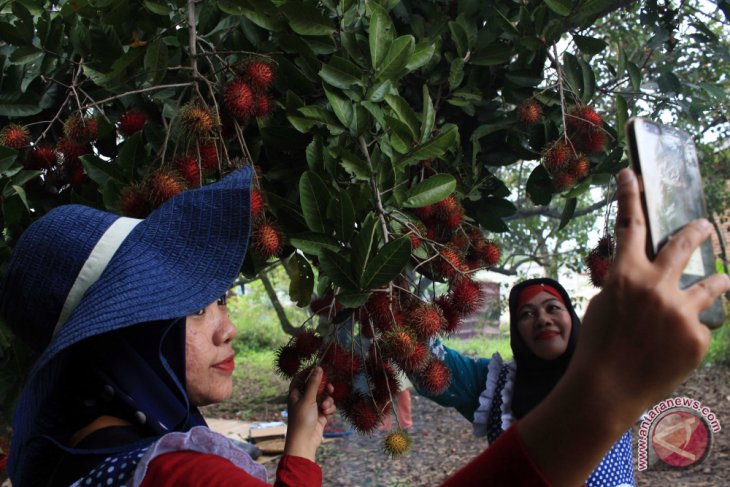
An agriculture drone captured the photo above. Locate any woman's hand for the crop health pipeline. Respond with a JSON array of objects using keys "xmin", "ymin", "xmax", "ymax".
[{"xmin": 283, "ymin": 367, "xmax": 336, "ymax": 462}]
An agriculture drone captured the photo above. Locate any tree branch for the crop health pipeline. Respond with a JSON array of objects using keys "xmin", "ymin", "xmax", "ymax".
[
  {"xmin": 259, "ymin": 268, "xmax": 299, "ymax": 336},
  {"xmin": 506, "ymin": 198, "xmax": 611, "ymax": 222}
]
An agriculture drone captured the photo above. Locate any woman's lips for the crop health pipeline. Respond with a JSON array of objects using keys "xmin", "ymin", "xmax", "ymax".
[
  {"xmin": 535, "ymin": 330, "xmax": 559, "ymax": 341},
  {"xmin": 213, "ymin": 355, "xmax": 235, "ymax": 372}
]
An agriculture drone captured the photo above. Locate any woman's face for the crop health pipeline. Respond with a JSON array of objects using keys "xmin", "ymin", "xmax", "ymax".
[
  {"xmin": 185, "ymin": 297, "xmax": 237, "ymax": 406},
  {"xmin": 516, "ymin": 291, "xmax": 572, "ymax": 361}
]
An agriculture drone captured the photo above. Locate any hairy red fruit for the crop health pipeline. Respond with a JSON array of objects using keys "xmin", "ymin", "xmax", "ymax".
[
  {"xmin": 597, "ymin": 235, "xmax": 615, "ymax": 258},
  {"xmin": 408, "ymin": 232, "xmax": 422, "ymax": 250},
  {"xmin": 119, "ymin": 111, "xmax": 147, "ymax": 136},
  {"xmin": 243, "ymin": 61, "xmax": 275, "ymax": 89},
  {"xmin": 435, "ymin": 195, "xmax": 461, "ymax": 220},
  {"xmin": 346, "ymin": 396, "xmax": 383, "ymax": 434},
  {"xmin": 436, "ymin": 296, "xmax": 462, "ymax": 334},
  {"xmin": 64, "ymin": 115, "xmax": 97, "ymax": 144},
  {"xmin": 399, "ymin": 343, "xmax": 429, "ymax": 373},
  {"xmin": 251, "ymin": 190, "xmax": 265, "ymax": 220},
  {"xmin": 253, "ymin": 93, "xmax": 272, "ymax": 118},
  {"xmin": 417, "ymin": 359, "xmax": 451, "ymax": 395},
  {"xmin": 570, "ymin": 156, "xmax": 591, "ymax": 179},
  {"xmin": 517, "ymin": 101, "xmax": 541, "ymax": 125},
  {"xmin": 309, "ymin": 293, "xmax": 340, "ymax": 316},
  {"xmin": 180, "ymin": 104, "xmax": 217, "ymax": 136},
  {"xmin": 435, "ymin": 247, "xmax": 462, "ymax": 280},
  {"xmin": 224, "ymin": 80, "xmax": 254, "ymax": 121},
  {"xmin": 322, "ymin": 345, "xmax": 361, "ymax": 376},
  {"xmin": 407, "ymin": 304, "xmax": 446, "ymax": 340},
  {"xmin": 0, "ymin": 124, "xmax": 30, "ymax": 149},
  {"xmin": 275, "ymin": 344, "xmax": 301, "ymax": 379},
  {"xmin": 26, "ymin": 145, "xmax": 57, "ymax": 170},
  {"xmin": 57, "ymin": 137, "xmax": 90, "ymax": 164},
  {"xmin": 477, "ymin": 240, "xmax": 500, "ymax": 268},
  {"xmin": 413, "ymin": 204, "xmax": 434, "ymax": 220},
  {"xmin": 174, "ymin": 156, "xmax": 201, "ymax": 188},
  {"xmin": 67, "ymin": 161, "xmax": 86, "ymax": 188},
  {"xmin": 383, "ymin": 430, "xmax": 412, "ymax": 457},
  {"xmin": 365, "ymin": 293, "xmax": 392, "ymax": 323},
  {"xmin": 444, "ymin": 211, "xmax": 462, "ymax": 230},
  {"xmin": 329, "ymin": 377, "xmax": 352, "ymax": 404},
  {"xmin": 382, "ymin": 328, "xmax": 416, "ymax": 359},
  {"xmin": 119, "ymin": 184, "xmax": 152, "ymax": 218},
  {"xmin": 198, "ymin": 143, "xmax": 219, "ymax": 172},
  {"xmin": 449, "ymin": 233, "xmax": 469, "ymax": 251},
  {"xmin": 586, "ymin": 252, "xmax": 611, "ymax": 288},
  {"xmin": 543, "ymin": 140, "xmax": 573, "ymax": 173},
  {"xmin": 553, "ymin": 172, "xmax": 576, "ymax": 191},
  {"xmin": 449, "ymin": 278, "xmax": 483, "ymax": 315},
  {"xmin": 581, "ymin": 129, "xmax": 606, "ymax": 154},
  {"xmin": 294, "ymin": 331, "xmax": 322, "ymax": 359},
  {"xmin": 253, "ymin": 223, "xmax": 283, "ymax": 259},
  {"xmin": 149, "ymin": 171, "xmax": 185, "ymax": 206}
]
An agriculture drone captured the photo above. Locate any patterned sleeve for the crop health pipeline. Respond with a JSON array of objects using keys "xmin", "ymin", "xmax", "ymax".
[
  {"xmin": 411, "ymin": 338, "xmax": 490, "ymax": 422},
  {"xmin": 586, "ymin": 430, "xmax": 635, "ymax": 487}
]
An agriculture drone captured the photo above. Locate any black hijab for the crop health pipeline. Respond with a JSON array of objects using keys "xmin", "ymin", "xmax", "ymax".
[{"xmin": 509, "ymin": 278, "xmax": 580, "ymax": 419}]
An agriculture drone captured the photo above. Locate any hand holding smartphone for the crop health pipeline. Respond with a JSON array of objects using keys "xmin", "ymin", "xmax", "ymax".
[{"xmin": 625, "ymin": 117, "xmax": 725, "ymax": 327}]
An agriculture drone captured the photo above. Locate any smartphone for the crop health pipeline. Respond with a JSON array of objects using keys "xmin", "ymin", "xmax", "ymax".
[{"xmin": 626, "ymin": 117, "xmax": 724, "ymax": 328}]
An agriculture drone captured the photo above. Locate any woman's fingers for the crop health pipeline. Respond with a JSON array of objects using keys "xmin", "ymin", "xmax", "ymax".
[
  {"xmin": 685, "ymin": 273, "xmax": 730, "ymax": 312},
  {"xmin": 302, "ymin": 366, "xmax": 323, "ymax": 403},
  {"xmin": 654, "ymin": 219, "xmax": 712, "ymax": 281},
  {"xmin": 613, "ymin": 169, "xmax": 647, "ymax": 266}
]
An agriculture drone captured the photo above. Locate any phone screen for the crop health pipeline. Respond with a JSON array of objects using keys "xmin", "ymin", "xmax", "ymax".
[{"xmin": 627, "ymin": 117, "xmax": 724, "ymax": 327}]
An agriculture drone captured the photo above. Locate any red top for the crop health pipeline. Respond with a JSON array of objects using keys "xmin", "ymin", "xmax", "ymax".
[
  {"xmin": 140, "ymin": 452, "xmax": 322, "ymax": 487},
  {"xmin": 139, "ymin": 423, "xmax": 549, "ymax": 486}
]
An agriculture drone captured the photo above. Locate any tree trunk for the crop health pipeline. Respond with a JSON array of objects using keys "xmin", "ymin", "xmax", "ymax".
[{"xmin": 259, "ymin": 269, "xmax": 299, "ymax": 336}]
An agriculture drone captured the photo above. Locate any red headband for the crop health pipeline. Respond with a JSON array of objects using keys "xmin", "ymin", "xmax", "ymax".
[{"xmin": 515, "ymin": 283, "xmax": 566, "ymax": 311}]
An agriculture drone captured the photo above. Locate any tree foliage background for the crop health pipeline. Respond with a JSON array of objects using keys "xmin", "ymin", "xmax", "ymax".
[{"xmin": 0, "ymin": 0, "xmax": 728, "ymax": 440}]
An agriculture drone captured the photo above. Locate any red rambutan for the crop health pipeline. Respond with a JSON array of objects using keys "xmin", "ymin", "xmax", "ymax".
[
  {"xmin": 581, "ymin": 129, "xmax": 606, "ymax": 154},
  {"xmin": 570, "ymin": 156, "xmax": 591, "ymax": 180},
  {"xmin": 435, "ymin": 195, "xmax": 461, "ymax": 220},
  {"xmin": 407, "ymin": 303, "xmax": 446, "ymax": 340},
  {"xmin": 275, "ymin": 344, "xmax": 302, "ymax": 378},
  {"xmin": 179, "ymin": 104, "xmax": 217, "ymax": 136},
  {"xmin": 435, "ymin": 247, "xmax": 462, "ymax": 280},
  {"xmin": 253, "ymin": 222, "xmax": 283, "ymax": 259},
  {"xmin": 444, "ymin": 211, "xmax": 462, "ymax": 230},
  {"xmin": 417, "ymin": 359, "xmax": 451, "ymax": 395},
  {"xmin": 119, "ymin": 111, "xmax": 147, "ymax": 136},
  {"xmin": 382, "ymin": 328, "xmax": 416, "ymax": 359},
  {"xmin": 516, "ymin": 100, "xmax": 541, "ymax": 125},
  {"xmin": 64, "ymin": 114, "xmax": 97, "ymax": 144},
  {"xmin": 243, "ymin": 61, "xmax": 275, "ymax": 89},
  {"xmin": 322, "ymin": 345, "xmax": 361, "ymax": 376},
  {"xmin": 198, "ymin": 142, "xmax": 219, "ymax": 172},
  {"xmin": 399, "ymin": 342, "xmax": 429, "ymax": 373},
  {"xmin": 365, "ymin": 293, "xmax": 393, "ymax": 323},
  {"xmin": 329, "ymin": 377, "xmax": 352, "ymax": 404},
  {"xmin": 553, "ymin": 172, "xmax": 576, "ymax": 191},
  {"xmin": 57, "ymin": 137, "xmax": 90, "ymax": 164},
  {"xmin": 119, "ymin": 184, "xmax": 152, "ymax": 218},
  {"xmin": 0, "ymin": 124, "xmax": 30, "ymax": 149},
  {"xmin": 449, "ymin": 278, "xmax": 483, "ymax": 315},
  {"xmin": 253, "ymin": 93, "xmax": 272, "ymax": 118},
  {"xmin": 26, "ymin": 145, "xmax": 58, "ymax": 170},
  {"xmin": 224, "ymin": 80, "xmax": 255, "ymax": 121},
  {"xmin": 346, "ymin": 396, "xmax": 383, "ymax": 434},
  {"xmin": 408, "ymin": 232, "xmax": 422, "ymax": 250},
  {"xmin": 586, "ymin": 252, "xmax": 611, "ymax": 288},
  {"xmin": 67, "ymin": 161, "xmax": 86, "ymax": 188},
  {"xmin": 174, "ymin": 155, "xmax": 201, "ymax": 188},
  {"xmin": 543, "ymin": 140, "xmax": 573, "ymax": 173},
  {"xmin": 566, "ymin": 105, "xmax": 602, "ymax": 133},
  {"xmin": 251, "ymin": 190, "xmax": 265, "ymax": 220},
  {"xmin": 148, "ymin": 171, "xmax": 186, "ymax": 206},
  {"xmin": 413, "ymin": 205, "xmax": 434, "ymax": 221},
  {"xmin": 293, "ymin": 330, "xmax": 322, "ymax": 358},
  {"xmin": 596, "ymin": 234, "xmax": 615, "ymax": 258}
]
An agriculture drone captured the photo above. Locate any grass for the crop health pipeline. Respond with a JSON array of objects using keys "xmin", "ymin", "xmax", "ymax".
[
  {"xmin": 704, "ymin": 321, "xmax": 730, "ymax": 366},
  {"xmin": 442, "ymin": 334, "xmax": 513, "ymax": 361}
]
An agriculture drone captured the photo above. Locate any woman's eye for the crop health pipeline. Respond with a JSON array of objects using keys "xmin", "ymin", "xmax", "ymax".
[
  {"xmin": 194, "ymin": 308, "xmax": 205, "ymax": 316},
  {"xmin": 217, "ymin": 295, "xmax": 227, "ymax": 306}
]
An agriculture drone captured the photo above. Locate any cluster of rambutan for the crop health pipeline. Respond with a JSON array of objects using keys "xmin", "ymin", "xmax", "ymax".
[
  {"xmin": 248, "ymin": 185, "xmax": 285, "ymax": 261},
  {"xmin": 541, "ymin": 105, "xmax": 605, "ymax": 192},
  {"xmin": 223, "ymin": 59, "xmax": 276, "ymax": 123},
  {"xmin": 585, "ymin": 234, "xmax": 615, "ymax": 287}
]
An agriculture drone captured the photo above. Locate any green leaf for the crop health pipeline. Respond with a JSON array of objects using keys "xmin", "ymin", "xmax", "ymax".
[
  {"xmin": 573, "ymin": 35, "xmax": 606, "ymax": 55},
  {"xmin": 351, "ymin": 213, "xmax": 380, "ymax": 285},
  {"xmin": 526, "ymin": 164, "xmax": 554, "ymax": 206},
  {"xmin": 448, "ymin": 20, "xmax": 469, "ymax": 58},
  {"xmin": 420, "ymin": 85, "xmax": 435, "ymax": 143},
  {"xmin": 0, "ymin": 92, "xmax": 41, "ymax": 117},
  {"xmin": 289, "ymin": 232, "xmax": 341, "ymax": 256},
  {"xmin": 280, "ymin": 3, "xmax": 334, "ymax": 36},
  {"xmin": 9, "ymin": 46, "xmax": 43, "ymax": 65},
  {"xmin": 657, "ymin": 72, "xmax": 681, "ymax": 95},
  {"xmin": 333, "ymin": 147, "xmax": 371, "ymax": 180},
  {"xmin": 544, "ymin": 0, "xmax": 573, "ymax": 16},
  {"xmin": 327, "ymin": 190, "xmax": 355, "ymax": 242},
  {"xmin": 117, "ymin": 133, "xmax": 145, "ymax": 180},
  {"xmin": 449, "ymin": 57, "xmax": 465, "ymax": 90},
  {"xmin": 144, "ymin": 39, "xmax": 168, "ymax": 85},
  {"xmin": 369, "ymin": 2, "xmax": 394, "ymax": 69},
  {"xmin": 615, "ymin": 94, "xmax": 628, "ymax": 143},
  {"xmin": 336, "ymin": 291, "xmax": 371, "ymax": 308},
  {"xmin": 396, "ymin": 124, "xmax": 458, "ymax": 167},
  {"xmin": 375, "ymin": 35, "xmax": 414, "ymax": 82},
  {"xmin": 403, "ymin": 174, "xmax": 456, "ymax": 208},
  {"xmin": 319, "ymin": 249, "xmax": 359, "ymax": 290},
  {"xmin": 144, "ymin": 0, "xmax": 171, "ymax": 15},
  {"xmin": 80, "ymin": 155, "xmax": 126, "ymax": 187},
  {"xmin": 361, "ymin": 236, "xmax": 410, "ymax": 289},
  {"xmin": 562, "ymin": 52, "xmax": 581, "ymax": 93},
  {"xmin": 385, "ymin": 95, "xmax": 420, "ymax": 140},
  {"xmin": 319, "ymin": 56, "xmax": 363, "ymax": 89},
  {"xmin": 366, "ymin": 80, "xmax": 392, "ymax": 103},
  {"xmin": 579, "ymin": 57, "xmax": 596, "ymax": 101},
  {"xmin": 0, "ymin": 147, "xmax": 18, "ymax": 174},
  {"xmin": 299, "ymin": 171, "xmax": 331, "ymax": 233},
  {"xmin": 287, "ymin": 253, "xmax": 314, "ymax": 307},
  {"xmin": 470, "ymin": 42, "xmax": 513, "ymax": 65},
  {"xmin": 558, "ymin": 197, "xmax": 577, "ymax": 230},
  {"xmin": 298, "ymin": 106, "xmax": 344, "ymax": 132},
  {"xmin": 627, "ymin": 62, "xmax": 641, "ymax": 92},
  {"xmin": 406, "ymin": 41, "xmax": 436, "ymax": 71},
  {"xmin": 324, "ymin": 87, "xmax": 353, "ymax": 128}
]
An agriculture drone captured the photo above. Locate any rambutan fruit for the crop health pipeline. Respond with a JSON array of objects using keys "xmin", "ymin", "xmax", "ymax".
[
  {"xmin": 322, "ymin": 345, "xmax": 361, "ymax": 376},
  {"xmin": 253, "ymin": 222, "xmax": 283, "ymax": 259},
  {"xmin": 382, "ymin": 328, "xmax": 416, "ymax": 359},
  {"xmin": 408, "ymin": 232, "xmax": 422, "ymax": 250},
  {"xmin": 0, "ymin": 124, "xmax": 30, "ymax": 149},
  {"xmin": 25, "ymin": 145, "xmax": 57, "ymax": 170},
  {"xmin": 179, "ymin": 103, "xmax": 217, "ymax": 136},
  {"xmin": 444, "ymin": 211, "xmax": 462, "ymax": 230},
  {"xmin": 566, "ymin": 106, "xmax": 602, "ymax": 133},
  {"xmin": 543, "ymin": 140, "xmax": 573, "ymax": 173},
  {"xmin": 365, "ymin": 293, "xmax": 393, "ymax": 323},
  {"xmin": 383, "ymin": 430, "xmax": 412, "ymax": 458},
  {"xmin": 413, "ymin": 204, "xmax": 434, "ymax": 221},
  {"xmin": 310, "ymin": 294, "xmax": 343, "ymax": 316},
  {"xmin": 345, "ymin": 396, "xmax": 383, "ymax": 434},
  {"xmin": 580, "ymin": 129, "xmax": 606, "ymax": 154},
  {"xmin": 586, "ymin": 252, "xmax": 611, "ymax": 288},
  {"xmin": 251, "ymin": 190, "xmax": 265, "ymax": 220},
  {"xmin": 516, "ymin": 100, "xmax": 541, "ymax": 125},
  {"xmin": 570, "ymin": 156, "xmax": 590, "ymax": 180},
  {"xmin": 119, "ymin": 184, "xmax": 152, "ymax": 218},
  {"xmin": 243, "ymin": 60, "xmax": 275, "ymax": 89},
  {"xmin": 478, "ymin": 240, "xmax": 500, "ymax": 267},
  {"xmin": 253, "ymin": 93, "xmax": 272, "ymax": 118},
  {"xmin": 118, "ymin": 111, "xmax": 147, "ymax": 136},
  {"xmin": 174, "ymin": 155, "xmax": 201, "ymax": 188},
  {"xmin": 67, "ymin": 161, "xmax": 86, "ymax": 188},
  {"xmin": 435, "ymin": 247, "xmax": 463, "ymax": 280},
  {"xmin": 407, "ymin": 303, "xmax": 446, "ymax": 340},
  {"xmin": 64, "ymin": 114, "xmax": 97, "ymax": 144},
  {"xmin": 223, "ymin": 80, "xmax": 254, "ymax": 121},
  {"xmin": 198, "ymin": 142, "xmax": 219, "ymax": 172},
  {"xmin": 434, "ymin": 195, "xmax": 461, "ymax": 220},
  {"xmin": 293, "ymin": 330, "xmax": 322, "ymax": 358},
  {"xmin": 449, "ymin": 233, "xmax": 469, "ymax": 251},
  {"xmin": 329, "ymin": 377, "xmax": 352, "ymax": 404},
  {"xmin": 399, "ymin": 342, "xmax": 429, "ymax": 373},
  {"xmin": 148, "ymin": 170, "xmax": 186, "ymax": 206},
  {"xmin": 449, "ymin": 278, "xmax": 483, "ymax": 315},
  {"xmin": 553, "ymin": 172, "xmax": 576, "ymax": 191},
  {"xmin": 596, "ymin": 234, "xmax": 615, "ymax": 258},
  {"xmin": 417, "ymin": 359, "xmax": 451, "ymax": 395},
  {"xmin": 57, "ymin": 137, "xmax": 90, "ymax": 164},
  {"xmin": 275, "ymin": 344, "xmax": 302, "ymax": 378}
]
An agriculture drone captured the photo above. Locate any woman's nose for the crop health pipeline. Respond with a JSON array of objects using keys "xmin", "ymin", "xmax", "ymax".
[{"xmin": 215, "ymin": 313, "xmax": 237, "ymax": 345}]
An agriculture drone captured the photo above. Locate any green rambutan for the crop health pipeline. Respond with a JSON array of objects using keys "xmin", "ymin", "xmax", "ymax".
[{"xmin": 383, "ymin": 430, "xmax": 412, "ymax": 458}]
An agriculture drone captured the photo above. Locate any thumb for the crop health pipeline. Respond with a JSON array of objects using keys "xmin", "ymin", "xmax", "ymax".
[{"xmin": 303, "ymin": 366, "xmax": 323, "ymax": 403}]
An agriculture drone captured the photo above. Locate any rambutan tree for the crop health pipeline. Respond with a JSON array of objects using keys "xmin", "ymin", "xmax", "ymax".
[{"xmin": 0, "ymin": 0, "xmax": 727, "ymax": 454}]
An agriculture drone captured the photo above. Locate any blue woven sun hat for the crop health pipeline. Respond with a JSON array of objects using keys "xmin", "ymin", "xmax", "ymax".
[{"xmin": 0, "ymin": 166, "xmax": 253, "ymax": 485}]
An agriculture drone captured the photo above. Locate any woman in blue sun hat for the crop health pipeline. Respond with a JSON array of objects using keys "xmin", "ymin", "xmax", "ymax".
[{"xmin": 0, "ymin": 167, "xmax": 335, "ymax": 487}]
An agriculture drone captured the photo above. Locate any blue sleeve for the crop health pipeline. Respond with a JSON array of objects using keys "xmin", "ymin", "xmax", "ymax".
[{"xmin": 412, "ymin": 344, "xmax": 490, "ymax": 422}]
